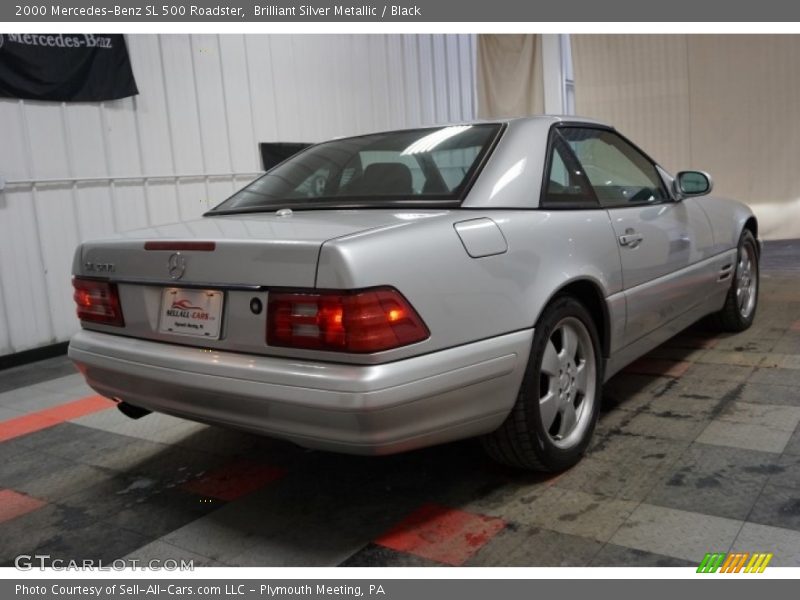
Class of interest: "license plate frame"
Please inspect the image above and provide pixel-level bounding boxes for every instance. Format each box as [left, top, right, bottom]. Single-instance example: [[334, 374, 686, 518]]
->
[[158, 287, 224, 340]]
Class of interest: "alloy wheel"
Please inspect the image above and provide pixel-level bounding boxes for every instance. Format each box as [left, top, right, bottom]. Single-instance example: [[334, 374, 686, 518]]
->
[[538, 316, 597, 449], [736, 242, 758, 319]]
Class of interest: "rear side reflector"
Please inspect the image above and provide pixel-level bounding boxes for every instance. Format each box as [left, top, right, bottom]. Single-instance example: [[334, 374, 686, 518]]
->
[[72, 278, 125, 327], [144, 241, 216, 251], [267, 287, 429, 353]]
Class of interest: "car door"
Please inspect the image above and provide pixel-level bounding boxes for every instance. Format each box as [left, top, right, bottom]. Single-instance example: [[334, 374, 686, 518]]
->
[[558, 126, 714, 347]]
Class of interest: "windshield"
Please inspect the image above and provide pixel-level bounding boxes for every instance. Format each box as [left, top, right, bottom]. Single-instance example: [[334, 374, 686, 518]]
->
[[208, 124, 502, 213]]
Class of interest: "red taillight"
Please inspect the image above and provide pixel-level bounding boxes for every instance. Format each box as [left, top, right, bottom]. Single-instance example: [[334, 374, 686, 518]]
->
[[72, 278, 125, 327], [267, 287, 429, 353]]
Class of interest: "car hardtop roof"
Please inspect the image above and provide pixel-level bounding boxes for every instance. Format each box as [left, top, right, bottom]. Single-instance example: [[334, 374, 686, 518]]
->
[[326, 115, 613, 141], [491, 114, 611, 127]]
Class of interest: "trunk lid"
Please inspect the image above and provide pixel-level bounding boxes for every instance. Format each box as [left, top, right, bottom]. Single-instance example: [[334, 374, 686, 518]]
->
[[77, 210, 422, 287]]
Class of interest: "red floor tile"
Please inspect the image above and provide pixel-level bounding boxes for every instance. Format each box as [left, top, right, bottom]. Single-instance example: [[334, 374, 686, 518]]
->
[[0, 395, 114, 443], [0, 489, 47, 524], [623, 358, 691, 378], [42, 395, 114, 421], [181, 459, 287, 501], [375, 503, 506, 566]]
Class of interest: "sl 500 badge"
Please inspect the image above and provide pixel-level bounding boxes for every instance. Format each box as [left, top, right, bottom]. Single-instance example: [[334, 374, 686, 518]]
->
[[84, 262, 115, 273]]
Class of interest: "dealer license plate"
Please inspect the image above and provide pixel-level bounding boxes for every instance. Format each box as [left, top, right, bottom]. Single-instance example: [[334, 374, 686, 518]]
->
[[158, 288, 224, 339]]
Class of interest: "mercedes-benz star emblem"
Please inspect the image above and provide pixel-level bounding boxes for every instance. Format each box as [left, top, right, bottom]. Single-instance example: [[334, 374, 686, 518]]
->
[[167, 252, 187, 280]]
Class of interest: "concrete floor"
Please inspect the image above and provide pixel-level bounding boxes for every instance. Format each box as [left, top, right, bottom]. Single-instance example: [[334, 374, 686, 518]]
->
[[1, 241, 799, 568]]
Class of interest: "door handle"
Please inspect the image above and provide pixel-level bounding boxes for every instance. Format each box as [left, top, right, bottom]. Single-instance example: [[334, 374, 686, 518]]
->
[[618, 232, 644, 248]]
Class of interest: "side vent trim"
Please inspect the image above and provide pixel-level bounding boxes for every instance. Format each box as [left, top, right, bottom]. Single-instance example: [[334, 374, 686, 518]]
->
[[718, 263, 734, 282]]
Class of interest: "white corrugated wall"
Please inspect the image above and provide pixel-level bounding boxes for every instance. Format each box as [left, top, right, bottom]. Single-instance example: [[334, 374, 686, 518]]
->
[[0, 34, 477, 357]]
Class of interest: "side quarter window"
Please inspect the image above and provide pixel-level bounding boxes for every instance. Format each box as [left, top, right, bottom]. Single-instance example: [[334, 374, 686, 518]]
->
[[540, 134, 598, 209], [559, 127, 668, 208]]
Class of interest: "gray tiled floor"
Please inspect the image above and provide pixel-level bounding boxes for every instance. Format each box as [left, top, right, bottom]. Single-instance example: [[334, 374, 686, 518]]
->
[[2, 247, 800, 568], [0, 406, 22, 421], [608, 504, 743, 562], [124, 539, 227, 567], [550, 453, 674, 502], [0, 356, 79, 394], [697, 419, 795, 453], [736, 382, 800, 407], [0, 384, 83, 413], [467, 525, 604, 567], [731, 522, 800, 567], [644, 443, 779, 520], [785, 428, 800, 457], [773, 454, 800, 491], [588, 543, 694, 567], [501, 487, 639, 542], [747, 483, 800, 532]]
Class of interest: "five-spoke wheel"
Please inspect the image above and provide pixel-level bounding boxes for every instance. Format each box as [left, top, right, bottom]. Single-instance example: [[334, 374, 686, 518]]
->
[[736, 239, 758, 319], [481, 296, 602, 472], [714, 228, 759, 332], [538, 317, 597, 449]]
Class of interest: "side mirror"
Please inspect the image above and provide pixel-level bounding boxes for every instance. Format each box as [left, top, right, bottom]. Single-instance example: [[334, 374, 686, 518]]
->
[[675, 171, 713, 198]]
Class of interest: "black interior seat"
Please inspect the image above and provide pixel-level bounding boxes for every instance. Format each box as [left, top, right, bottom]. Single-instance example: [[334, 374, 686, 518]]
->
[[349, 162, 413, 195]]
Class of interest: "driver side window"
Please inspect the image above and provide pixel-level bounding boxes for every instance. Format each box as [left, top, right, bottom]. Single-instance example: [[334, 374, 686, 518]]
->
[[559, 127, 668, 208]]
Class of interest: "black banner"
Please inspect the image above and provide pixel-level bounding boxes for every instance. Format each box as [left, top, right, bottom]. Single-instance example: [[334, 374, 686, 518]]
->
[[0, 33, 138, 102]]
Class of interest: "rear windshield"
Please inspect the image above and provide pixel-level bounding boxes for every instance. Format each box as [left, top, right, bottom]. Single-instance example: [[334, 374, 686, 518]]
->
[[208, 124, 502, 213]]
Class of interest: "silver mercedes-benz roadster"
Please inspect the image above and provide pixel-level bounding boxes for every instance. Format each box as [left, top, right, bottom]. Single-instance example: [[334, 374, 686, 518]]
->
[[69, 116, 760, 471]]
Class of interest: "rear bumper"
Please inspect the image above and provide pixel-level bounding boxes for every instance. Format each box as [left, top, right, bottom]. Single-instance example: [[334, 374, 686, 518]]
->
[[68, 329, 532, 455]]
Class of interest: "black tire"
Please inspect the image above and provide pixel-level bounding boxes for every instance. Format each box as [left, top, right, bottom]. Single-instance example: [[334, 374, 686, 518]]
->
[[481, 296, 603, 472], [712, 229, 759, 332]]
